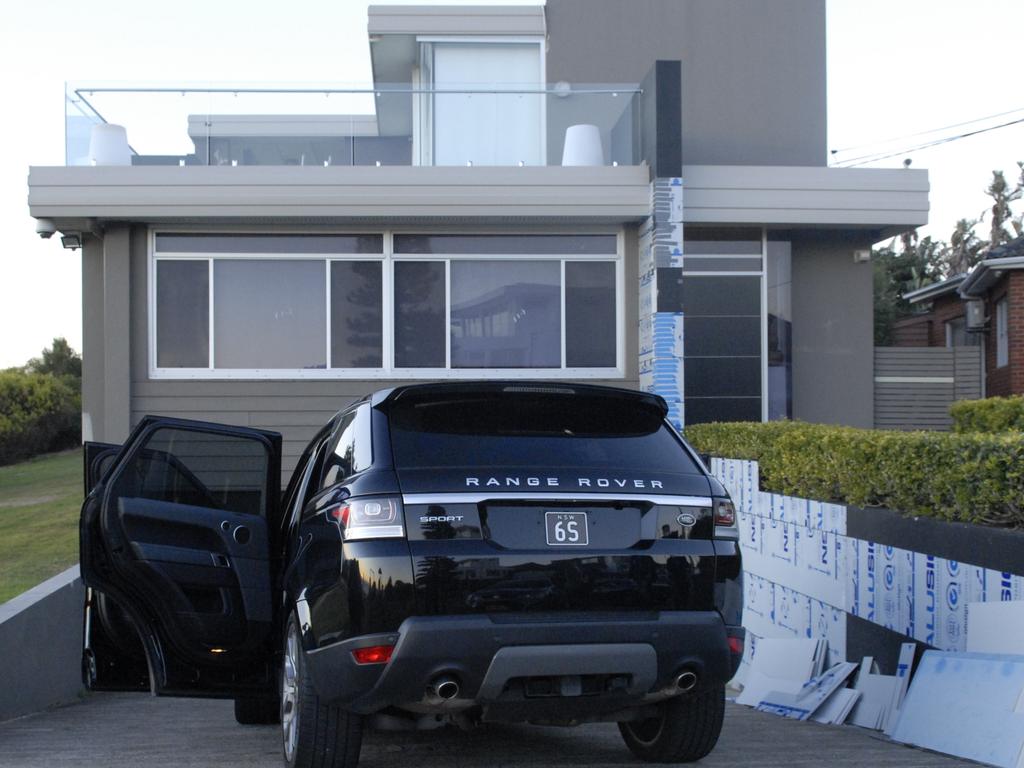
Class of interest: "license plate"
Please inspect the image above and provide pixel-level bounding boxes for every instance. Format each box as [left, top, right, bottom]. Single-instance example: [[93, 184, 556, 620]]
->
[[545, 511, 589, 546]]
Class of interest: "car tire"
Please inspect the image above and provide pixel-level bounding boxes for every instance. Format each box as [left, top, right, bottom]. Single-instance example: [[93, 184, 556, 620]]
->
[[617, 683, 725, 763], [234, 696, 280, 725], [281, 613, 363, 768]]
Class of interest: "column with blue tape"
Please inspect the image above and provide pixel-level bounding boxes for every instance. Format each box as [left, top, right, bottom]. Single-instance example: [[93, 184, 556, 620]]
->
[[638, 177, 685, 428]]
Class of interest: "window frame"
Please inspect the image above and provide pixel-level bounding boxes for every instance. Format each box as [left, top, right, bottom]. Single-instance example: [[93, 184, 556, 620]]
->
[[996, 297, 1009, 368], [148, 228, 624, 380], [680, 226, 768, 423]]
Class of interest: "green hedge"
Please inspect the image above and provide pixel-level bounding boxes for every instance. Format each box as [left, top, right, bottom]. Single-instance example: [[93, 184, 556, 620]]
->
[[950, 396, 1024, 433], [685, 421, 1024, 528], [0, 371, 81, 466]]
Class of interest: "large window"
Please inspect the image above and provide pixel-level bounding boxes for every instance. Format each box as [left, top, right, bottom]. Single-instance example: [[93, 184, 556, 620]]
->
[[151, 232, 621, 378]]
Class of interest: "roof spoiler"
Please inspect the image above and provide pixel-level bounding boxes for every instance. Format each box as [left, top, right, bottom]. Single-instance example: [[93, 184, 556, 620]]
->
[[375, 380, 669, 418]]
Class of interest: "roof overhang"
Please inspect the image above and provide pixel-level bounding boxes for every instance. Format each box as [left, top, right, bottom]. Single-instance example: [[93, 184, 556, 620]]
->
[[903, 273, 966, 304], [682, 164, 929, 238], [367, 5, 545, 36], [28, 162, 931, 238], [27, 165, 652, 229], [959, 256, 1024, 297], [368, 5, 546, 87]]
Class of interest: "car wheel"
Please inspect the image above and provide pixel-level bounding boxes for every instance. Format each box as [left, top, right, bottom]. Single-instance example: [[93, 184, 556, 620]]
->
[[234, 696, 280, 725], [617, 683, 725, 763], [281, 612, 363, 768]]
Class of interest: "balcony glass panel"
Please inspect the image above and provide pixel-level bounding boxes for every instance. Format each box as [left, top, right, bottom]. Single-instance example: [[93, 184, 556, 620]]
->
[[64, 82, 641, 167]]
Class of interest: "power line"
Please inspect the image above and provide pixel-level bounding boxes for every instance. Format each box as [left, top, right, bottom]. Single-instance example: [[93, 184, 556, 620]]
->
[[831, 116, 1024, 168], [829, 106, 1024, 156]]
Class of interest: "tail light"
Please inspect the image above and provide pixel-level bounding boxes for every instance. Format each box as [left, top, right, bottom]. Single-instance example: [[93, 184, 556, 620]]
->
[[713, 499, 738, 538], [329, 496, 405, 540]]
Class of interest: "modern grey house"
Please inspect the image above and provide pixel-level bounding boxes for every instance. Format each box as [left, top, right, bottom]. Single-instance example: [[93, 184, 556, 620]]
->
[[27, 0, 929, 476]]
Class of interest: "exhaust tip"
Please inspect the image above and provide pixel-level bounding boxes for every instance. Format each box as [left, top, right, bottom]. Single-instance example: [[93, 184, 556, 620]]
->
[[431, 676, 460, 701], [675, 670, 698, 692]]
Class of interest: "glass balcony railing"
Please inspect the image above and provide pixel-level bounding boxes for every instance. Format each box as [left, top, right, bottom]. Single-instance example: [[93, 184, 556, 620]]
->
[[65, 82, 642, 168]]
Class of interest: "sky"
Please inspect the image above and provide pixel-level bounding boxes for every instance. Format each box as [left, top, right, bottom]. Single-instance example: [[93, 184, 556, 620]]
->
[[1, 0, 1022, 368]]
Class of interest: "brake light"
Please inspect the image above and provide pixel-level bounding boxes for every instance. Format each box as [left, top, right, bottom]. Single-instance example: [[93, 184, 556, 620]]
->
[[713, 499, 737, 537], [328, 496, 405, 540], [727, 635, 744, 656], [351, 645, 394, 665]]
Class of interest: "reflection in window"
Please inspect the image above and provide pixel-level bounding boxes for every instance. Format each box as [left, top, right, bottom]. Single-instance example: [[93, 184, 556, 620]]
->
[[152, 233, 622, 375], [156, 260, 208, 368], [566, 261, 616, 367], [321, 406, 371, 488], [451, 261, 560, 368], [330, 261, 382, 368], [214, 260, 326, 369], [394, 261, 446, 368]]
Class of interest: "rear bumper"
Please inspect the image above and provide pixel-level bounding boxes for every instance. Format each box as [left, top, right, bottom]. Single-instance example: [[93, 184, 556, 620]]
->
[[305, 611, 743, 718]]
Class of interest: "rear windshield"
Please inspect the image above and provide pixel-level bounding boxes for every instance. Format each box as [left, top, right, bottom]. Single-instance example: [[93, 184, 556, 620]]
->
[[386, 391, 702, 474]]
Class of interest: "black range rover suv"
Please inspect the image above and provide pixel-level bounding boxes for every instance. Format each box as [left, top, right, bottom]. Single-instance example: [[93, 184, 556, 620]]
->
[[80, 382, 743, 767]]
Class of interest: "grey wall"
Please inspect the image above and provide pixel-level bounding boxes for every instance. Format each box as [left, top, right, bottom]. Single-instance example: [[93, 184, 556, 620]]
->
[[545, 0, 827, 167], [0, 568, 84, 721], [790, 232, 875, 428], [81, 226, 132, 444], [81, 237, 105, 443], [127, 225, 641, 480]]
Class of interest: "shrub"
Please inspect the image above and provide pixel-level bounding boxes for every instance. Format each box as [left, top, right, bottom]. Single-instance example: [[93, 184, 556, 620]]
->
[[0, 371, 81, 465], [950, 396, 1024, 433], [685, 421, 1024, 528]]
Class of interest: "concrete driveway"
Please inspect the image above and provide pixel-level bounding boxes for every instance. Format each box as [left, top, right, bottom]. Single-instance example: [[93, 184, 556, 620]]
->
[[0, 693, 975, 768]]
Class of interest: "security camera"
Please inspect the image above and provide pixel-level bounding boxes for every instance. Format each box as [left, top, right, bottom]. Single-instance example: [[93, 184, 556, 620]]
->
[[35, 218, 57, 239]]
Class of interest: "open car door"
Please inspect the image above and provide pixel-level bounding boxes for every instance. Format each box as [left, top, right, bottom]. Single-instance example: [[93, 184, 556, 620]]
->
[[80, 416, 283, 698], [83, 441, 120, 497]]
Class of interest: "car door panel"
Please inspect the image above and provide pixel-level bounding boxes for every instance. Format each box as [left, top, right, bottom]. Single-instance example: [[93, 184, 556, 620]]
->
[[117, 496, 273, 625], [81, 416, 282, 697]]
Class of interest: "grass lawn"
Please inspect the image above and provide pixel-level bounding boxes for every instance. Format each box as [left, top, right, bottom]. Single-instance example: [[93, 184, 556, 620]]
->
[[0, 449, 82, 604]]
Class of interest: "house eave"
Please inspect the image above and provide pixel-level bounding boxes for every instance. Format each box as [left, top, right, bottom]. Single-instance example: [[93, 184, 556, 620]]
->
[[367, 5, 546, 37], [681, 164, 929, 236], [959, 256, 1024, 297], [903, 274, 966, 304]]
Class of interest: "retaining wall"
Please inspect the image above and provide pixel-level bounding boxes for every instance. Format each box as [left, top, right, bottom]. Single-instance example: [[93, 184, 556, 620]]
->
[[712, 458, 1024, 676], [0, 567, 84, 721]]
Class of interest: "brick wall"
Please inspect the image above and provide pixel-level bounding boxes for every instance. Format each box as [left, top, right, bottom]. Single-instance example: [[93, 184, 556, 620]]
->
[[984, 271, 1024, 397], [892, 315, 931, 346], [1011, 272, 1024, 395], [893, 293, 965, 348], [927, 293, 968, 347]]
